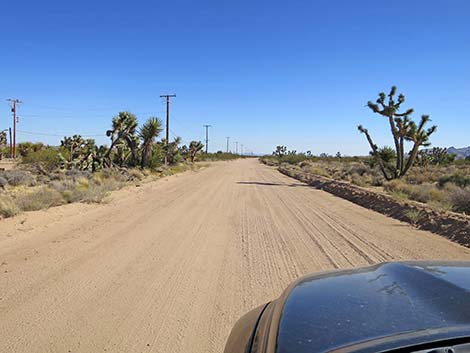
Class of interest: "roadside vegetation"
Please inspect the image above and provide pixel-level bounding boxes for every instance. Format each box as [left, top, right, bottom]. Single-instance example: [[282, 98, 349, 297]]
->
[[0, 112, 239, 219], [262, 86, 470, 216]]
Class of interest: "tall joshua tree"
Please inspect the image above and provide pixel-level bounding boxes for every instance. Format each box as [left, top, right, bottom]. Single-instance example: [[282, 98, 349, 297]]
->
[[106, 112, 139, 166], [358, 86, 437, 180], [139, 117, 163, 168]]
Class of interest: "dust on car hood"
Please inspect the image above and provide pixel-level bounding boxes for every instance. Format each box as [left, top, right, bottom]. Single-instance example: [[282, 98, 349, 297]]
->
[[277, 262, 470, 353]]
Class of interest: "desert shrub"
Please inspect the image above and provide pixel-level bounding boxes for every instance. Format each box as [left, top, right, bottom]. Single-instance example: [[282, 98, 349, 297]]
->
[[21, 148, 63, 171], [408, 184, 445, 204], [384, 179, 412, 195], [279, 154, 309, 165], [200, 152, 239, 161], [0, 195, 19, 218], [438, 173, 470, 188], [49, 179, 76, 193], [1, 170, 35, 186], [169, 163, 191, 175], [63, 183, 110, 204], [349, 164, 368, 176], [404, 209, 424, 225], [65, 169, 93, 181], [15, 187, 64, 211], [371, 176, 385, 186], [0, 176, 7, 189], [127, 168, 145, 181], [385, 180, 445, 204], [449, 187, 470, 214], [350, 173, 369, 187], [18, 142, 45, 157]]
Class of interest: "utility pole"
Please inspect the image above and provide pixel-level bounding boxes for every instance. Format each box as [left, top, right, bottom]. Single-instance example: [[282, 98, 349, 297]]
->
[[241, 144, 244, 156], [235, 141, 238, 154], [9, 128, 12, 158], [159, 94, 176, 165], [7, 99, 21, 159], [226, 137, 230, 153], [203, 124, 211, 153]]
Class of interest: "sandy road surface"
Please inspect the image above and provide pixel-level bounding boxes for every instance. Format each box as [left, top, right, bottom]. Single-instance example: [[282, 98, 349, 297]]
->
[[1, 159, 470, 353]]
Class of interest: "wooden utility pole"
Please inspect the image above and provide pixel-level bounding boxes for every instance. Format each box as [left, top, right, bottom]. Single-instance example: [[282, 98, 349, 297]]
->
[[203, 125, 211, 153], [159, 94, 176, 165], [226, 137, 230, 153], [7, 99, 21, 159], [9, 128, 12, 157]]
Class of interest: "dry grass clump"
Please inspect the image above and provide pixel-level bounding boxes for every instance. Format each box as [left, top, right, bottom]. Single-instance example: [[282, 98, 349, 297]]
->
[[449, 187, 470, 214], [0, 195, 20, 218], [15, 187, 64, 211], [384, 180, 446, 204]]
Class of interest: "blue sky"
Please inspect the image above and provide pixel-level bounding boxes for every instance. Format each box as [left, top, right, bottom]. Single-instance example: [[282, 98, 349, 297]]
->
[[1, 0, 469, 155]]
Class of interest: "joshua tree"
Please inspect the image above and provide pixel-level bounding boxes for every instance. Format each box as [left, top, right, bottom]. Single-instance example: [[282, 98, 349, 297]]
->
[[358, 86, 437, 180], [0, 131, 7, 147], [139, 117, 163, 168], [160, 137, 182, 165], [415, 147, 455, 167], [273, 145, 287, 158], [0, 131, 6, 160], [60, 135, 104, 171], [106, 112, 139, 166], [188, 140, 204, 163]]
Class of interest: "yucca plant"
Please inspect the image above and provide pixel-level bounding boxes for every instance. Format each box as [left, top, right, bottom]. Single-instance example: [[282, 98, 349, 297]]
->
[[106, 112, 139, 166], [139, 117, 163, 168]]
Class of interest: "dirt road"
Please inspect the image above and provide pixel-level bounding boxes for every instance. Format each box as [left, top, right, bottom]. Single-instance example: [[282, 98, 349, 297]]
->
[[1, 158, 470, 352]]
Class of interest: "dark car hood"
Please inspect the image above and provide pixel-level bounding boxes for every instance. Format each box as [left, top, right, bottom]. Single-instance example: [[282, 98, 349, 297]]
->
[[276, 262, 470, 353]]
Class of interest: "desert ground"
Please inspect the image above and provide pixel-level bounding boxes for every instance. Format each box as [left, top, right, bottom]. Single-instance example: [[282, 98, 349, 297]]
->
[[1, 158, 470, 353]]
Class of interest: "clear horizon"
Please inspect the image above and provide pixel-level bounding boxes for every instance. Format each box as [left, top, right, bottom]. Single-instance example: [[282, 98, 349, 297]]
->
[[1, 0, 469, 155]]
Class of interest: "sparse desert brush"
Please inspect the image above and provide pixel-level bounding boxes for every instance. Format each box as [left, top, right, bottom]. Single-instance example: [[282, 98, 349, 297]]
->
[[1, 170, 35, 187], [390, 190, 408, 201], [449, 187, 470, 214], [384, 179, 412, 194], [127, 168, 145, 181], [307, 166, 328, 177], [76, 177, 90, 190], [15, 186, 64, 211], [0, 195, 19, 218], [49, 179, 76, 193], [404, 209, 424, 225], [408, 184, 445, 204], [350, 173, 369, 187], [169, 164, 191, 175], [438, 173, 470, 188]]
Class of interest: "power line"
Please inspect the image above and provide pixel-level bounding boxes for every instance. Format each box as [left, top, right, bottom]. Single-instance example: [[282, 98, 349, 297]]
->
[[17, 129, 106, 137]]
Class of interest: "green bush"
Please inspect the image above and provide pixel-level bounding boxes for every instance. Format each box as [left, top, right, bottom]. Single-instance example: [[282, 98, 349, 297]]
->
[[21, 147, 64, 171], [438, 173, 470, 188]]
